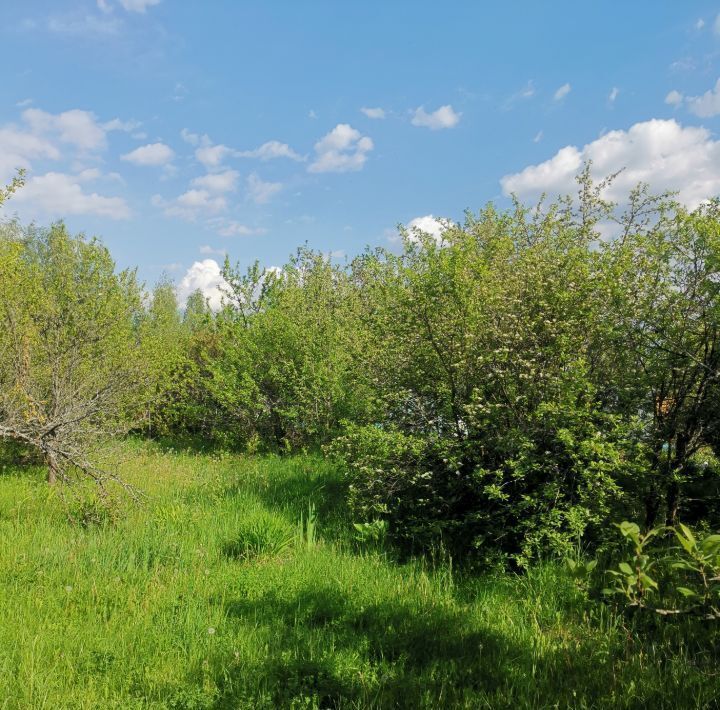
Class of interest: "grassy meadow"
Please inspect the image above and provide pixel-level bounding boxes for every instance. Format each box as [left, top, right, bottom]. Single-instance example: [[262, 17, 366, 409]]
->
[[0, 442, 717, 709]]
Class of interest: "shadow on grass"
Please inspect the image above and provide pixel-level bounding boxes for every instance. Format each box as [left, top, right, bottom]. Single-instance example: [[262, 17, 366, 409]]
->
[[212, 585, 523, 709], [223, 456, 350, 539], [207, 582, 719, 709]]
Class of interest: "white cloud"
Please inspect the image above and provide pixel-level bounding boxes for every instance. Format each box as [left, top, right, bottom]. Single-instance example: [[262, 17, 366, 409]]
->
[[181, 132, 236, 167], [153, 189, 226, 221], [246, 173, 282, 203], [0, 126, 60, 181], [500, 118, 720, 209], [181, 128, 200, 145], [237, 140, 303, 161], [609, 87, 619, 103], [121, 142, 174, 166], [361, 107, 385, 119], [553, 83, 571, 101], [403, 215, 451, 244], [13, 171, 130, 219], [308, 123, 373, 173], [502, 81, 536, 110], [117, 0, 161, 12], [199, 245, 227, 256], [177, 189, 225, 210], [533, 130, 544, 143], [665, 89, 684, 107], [103, 117, 141, 133], [696, 18, 705, 30], [0, 106, 134, 222], [411, 105, 461, 130], [686, 78, 720, 118], [177, 259, 227, 311], [22, 108, 107, 152], [191, 169, 239, 193], [215, 220, 266, 237], [196, 142, 233, 169]]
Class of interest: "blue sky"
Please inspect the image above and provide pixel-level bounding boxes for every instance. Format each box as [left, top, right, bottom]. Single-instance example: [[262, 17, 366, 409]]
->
[[2, 1, 720, 303]]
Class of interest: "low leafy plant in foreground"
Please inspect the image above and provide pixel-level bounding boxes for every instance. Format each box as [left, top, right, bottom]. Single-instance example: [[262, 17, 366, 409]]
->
[[604, 521, 720, 621]]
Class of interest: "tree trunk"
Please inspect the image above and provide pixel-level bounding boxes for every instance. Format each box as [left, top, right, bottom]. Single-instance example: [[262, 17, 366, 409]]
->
[[665, 480, 680, 528], [644, 490, 660, 529], [46, 452, 59, 485], [665, 434, 688, 528]]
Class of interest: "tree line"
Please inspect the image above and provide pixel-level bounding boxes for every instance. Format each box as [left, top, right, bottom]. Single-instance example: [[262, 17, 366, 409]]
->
[[2, 169, 720, 567]]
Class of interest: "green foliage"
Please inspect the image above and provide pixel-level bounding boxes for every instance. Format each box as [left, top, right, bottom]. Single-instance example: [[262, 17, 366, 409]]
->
[[353, 519, 388, 547], [604, 520, 720, 621], [298, 501, 319, 549], [0, 221, 144, 487], [127, 173, 720, 566], [224, 510, 295, 560], [7, 170, 720, 567], [603, 522, 662, 607]]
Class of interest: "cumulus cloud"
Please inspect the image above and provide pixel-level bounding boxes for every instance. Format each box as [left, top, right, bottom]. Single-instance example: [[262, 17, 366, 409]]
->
[[180, 128, 201, 145], [500, 118, 720, 209], [0, 126, 59, 181], [196, 142, 234, 169], [553, 83, 571, 101], [191, 169, 239, 193], [0, 106, 135, 222], [403, 215, 452, 244], [246, 173, 282, 203], [22, 108, 107, 152], [153, 189, 226, 221], [308, 123, 373, 173], [199, 245, 227, 256], [411, 105, 461, 130], [177, 259, 227, 311], [237, 140, 303, 161], [361, 107, 385, 119], [665, 90, 684, 107], [121, 142, 174, 166], [215, 220, 267, 237], [103, 117, 141, 133], [13, 171, 130, 219], [686, 78, 720, 118]]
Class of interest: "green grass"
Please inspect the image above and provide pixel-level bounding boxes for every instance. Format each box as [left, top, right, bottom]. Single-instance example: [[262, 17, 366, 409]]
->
[[0, 442, 718, 709]]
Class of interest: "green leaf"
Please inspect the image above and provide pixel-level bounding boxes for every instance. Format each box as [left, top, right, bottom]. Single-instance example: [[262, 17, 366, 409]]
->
[[639, 573, 658, 590], [619, 521, 640, 540], [700, 534, 720, 554], [618, 562, 633, 576], [675, 529, 695, 555], [676, 587, 697, 598], [678, 523, 696, 545]]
